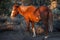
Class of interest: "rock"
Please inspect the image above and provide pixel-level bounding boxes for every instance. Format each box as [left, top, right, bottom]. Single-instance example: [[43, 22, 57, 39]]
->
[[36, 27, 44, 35]]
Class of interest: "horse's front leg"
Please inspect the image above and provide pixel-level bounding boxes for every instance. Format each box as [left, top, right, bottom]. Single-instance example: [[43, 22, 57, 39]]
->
[[31, 22, 36, 37], [25, 19, 30, 31]]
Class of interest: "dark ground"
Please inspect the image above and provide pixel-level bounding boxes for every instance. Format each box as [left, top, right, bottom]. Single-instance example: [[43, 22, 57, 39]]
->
[[0, 28, 60, 40]]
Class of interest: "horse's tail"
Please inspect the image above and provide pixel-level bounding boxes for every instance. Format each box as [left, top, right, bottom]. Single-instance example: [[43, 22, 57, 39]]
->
[[48, 9, 53, 32]]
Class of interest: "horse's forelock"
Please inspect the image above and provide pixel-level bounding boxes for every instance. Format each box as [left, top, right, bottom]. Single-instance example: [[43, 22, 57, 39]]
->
[[13, 4, 19, 9]]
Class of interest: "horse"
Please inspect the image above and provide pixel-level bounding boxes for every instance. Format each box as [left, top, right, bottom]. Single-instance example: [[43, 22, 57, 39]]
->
[[10, 4, 53, 38]]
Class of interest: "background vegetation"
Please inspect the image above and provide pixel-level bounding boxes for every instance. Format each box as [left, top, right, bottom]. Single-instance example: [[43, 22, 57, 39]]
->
[[0, 0, 60, 16]]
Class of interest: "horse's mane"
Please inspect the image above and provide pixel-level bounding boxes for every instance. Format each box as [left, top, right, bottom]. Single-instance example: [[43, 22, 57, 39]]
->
[[26, 6, 36, 12]]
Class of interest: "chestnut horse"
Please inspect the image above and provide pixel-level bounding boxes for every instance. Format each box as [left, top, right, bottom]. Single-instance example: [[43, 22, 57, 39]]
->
[[10, 4, 53, 38]]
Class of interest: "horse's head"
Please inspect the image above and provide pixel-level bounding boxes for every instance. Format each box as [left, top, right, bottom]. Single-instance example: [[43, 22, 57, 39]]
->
[[10, 4, 19, 19]]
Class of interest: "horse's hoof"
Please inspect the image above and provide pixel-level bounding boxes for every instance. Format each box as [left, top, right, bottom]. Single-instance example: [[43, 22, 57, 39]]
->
[[32, 34, 36, 37], [49, 29, 53, 32], [44, 35, 49, 39], [42, 38, 47, 40], [42, 36, 49, 40], [43, 36, 49, 40]]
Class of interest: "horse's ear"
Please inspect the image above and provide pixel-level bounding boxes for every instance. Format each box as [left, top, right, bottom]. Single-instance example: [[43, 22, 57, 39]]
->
[[13, 4, 19, 8]]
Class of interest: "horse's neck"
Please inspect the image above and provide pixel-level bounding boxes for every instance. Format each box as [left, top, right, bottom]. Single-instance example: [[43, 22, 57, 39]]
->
[[17, 6, 28, 16], [20, 6, 30, 12], [18, 5, 36, 16], [18, 5, 33, 16]]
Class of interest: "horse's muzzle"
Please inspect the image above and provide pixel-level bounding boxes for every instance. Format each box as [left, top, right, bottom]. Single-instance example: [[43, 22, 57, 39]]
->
[[10, 16, 15, 20]]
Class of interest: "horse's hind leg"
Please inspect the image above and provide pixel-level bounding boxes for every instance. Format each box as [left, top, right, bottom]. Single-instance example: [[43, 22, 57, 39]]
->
[[49, 12, 53, 32], [49, 21, 53, 32], [43, 20, 49, 39]]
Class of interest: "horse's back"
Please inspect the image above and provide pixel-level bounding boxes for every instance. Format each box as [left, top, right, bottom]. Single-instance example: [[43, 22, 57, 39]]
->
[[39, 6, 49, 12], [19, 5, 36, 13]]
